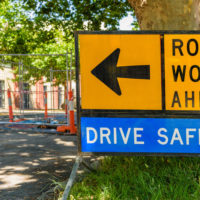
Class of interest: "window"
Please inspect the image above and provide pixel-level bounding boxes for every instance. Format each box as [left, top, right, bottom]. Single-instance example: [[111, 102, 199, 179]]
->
[[0, 80, 5, 108], [43, 85, 47, 92], [23, 83, 29, 109], [58, 87, 62, 109]]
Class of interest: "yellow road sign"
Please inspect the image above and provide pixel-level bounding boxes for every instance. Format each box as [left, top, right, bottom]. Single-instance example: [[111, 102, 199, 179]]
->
[[165, 34, 200, 111], [79, 34, 162, 110]]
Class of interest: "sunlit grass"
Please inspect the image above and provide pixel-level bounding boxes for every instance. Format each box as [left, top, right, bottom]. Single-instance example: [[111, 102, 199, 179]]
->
[[67, 156, 200, 200]]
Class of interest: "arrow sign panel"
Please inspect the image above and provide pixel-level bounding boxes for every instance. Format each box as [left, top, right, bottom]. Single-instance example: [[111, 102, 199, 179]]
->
[[79, 34, 162, 110], [91, 48, 150, 95]]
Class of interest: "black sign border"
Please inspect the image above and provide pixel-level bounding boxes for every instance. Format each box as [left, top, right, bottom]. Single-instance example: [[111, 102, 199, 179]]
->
[[75, 30, 200, 156]]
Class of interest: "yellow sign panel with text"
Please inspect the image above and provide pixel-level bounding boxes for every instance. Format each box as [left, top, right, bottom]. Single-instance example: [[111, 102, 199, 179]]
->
[[79, 34, 162, 110], [165, 34, 200, 111]]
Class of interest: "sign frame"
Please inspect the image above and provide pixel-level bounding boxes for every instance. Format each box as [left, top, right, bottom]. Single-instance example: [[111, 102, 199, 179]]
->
[[75, 30, 200, 156]]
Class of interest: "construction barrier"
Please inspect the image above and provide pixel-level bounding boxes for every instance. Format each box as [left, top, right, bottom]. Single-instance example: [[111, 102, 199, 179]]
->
[[68, 90, 77, 134], [57, 90, 77, 134], [7, 89, 13, 122], [0, 51, 77, 134]]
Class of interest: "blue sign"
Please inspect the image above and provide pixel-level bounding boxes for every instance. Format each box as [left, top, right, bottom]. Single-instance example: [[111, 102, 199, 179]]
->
[[81, 117, 200, 153]]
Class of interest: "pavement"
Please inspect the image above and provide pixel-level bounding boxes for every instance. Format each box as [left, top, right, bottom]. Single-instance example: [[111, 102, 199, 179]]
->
[[0, 127, 78, 200]]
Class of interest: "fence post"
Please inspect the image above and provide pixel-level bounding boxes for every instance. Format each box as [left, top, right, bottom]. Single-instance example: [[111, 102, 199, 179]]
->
[[68, 90, 77, 134], [7, 89, 13, 122], [56, 90, 77, 134], [44, 91, 48, 119], [65, 89, 68, 118]]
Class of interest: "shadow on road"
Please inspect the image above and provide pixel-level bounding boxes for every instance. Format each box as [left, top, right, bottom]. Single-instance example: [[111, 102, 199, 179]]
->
[[0, 128, 77, 200]]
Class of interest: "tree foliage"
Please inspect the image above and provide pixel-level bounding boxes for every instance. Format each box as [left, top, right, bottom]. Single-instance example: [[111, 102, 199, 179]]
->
[[0, 0, 134, 84], [0, 0, 133, 54], [21, 0, 132, 37], [0, 0, 58, 54]]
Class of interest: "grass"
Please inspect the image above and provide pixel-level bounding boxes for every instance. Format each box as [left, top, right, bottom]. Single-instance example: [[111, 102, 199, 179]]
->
[[60, 156, 200, 200]]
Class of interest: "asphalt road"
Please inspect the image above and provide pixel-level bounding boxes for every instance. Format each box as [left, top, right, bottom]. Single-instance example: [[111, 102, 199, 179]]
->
[[0, 127, 78, 200]]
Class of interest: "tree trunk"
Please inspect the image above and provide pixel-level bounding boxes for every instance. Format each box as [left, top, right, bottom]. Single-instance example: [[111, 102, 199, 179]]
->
[[128, 0, 200, 30]]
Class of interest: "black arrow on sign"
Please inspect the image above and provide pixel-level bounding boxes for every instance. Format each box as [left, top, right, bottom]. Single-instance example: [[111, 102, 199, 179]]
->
[[91, 48, 150, 96]]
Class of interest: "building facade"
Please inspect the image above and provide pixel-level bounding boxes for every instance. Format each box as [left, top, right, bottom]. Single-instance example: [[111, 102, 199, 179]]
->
[[0, 66, 67, 112]]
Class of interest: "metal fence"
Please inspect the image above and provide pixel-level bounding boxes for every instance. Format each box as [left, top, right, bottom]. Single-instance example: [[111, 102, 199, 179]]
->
[[0, 51, 76, 122]]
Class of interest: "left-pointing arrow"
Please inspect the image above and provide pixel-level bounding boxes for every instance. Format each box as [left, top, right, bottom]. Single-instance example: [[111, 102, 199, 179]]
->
[[91, 48, 150, 96]]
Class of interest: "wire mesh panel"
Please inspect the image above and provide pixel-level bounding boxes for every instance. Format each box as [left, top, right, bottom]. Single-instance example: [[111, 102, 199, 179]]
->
[[0, 51, 76, 127]]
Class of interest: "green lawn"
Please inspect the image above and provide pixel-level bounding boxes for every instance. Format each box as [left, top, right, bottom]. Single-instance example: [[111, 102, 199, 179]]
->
[[65, 156, 200, 200]]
